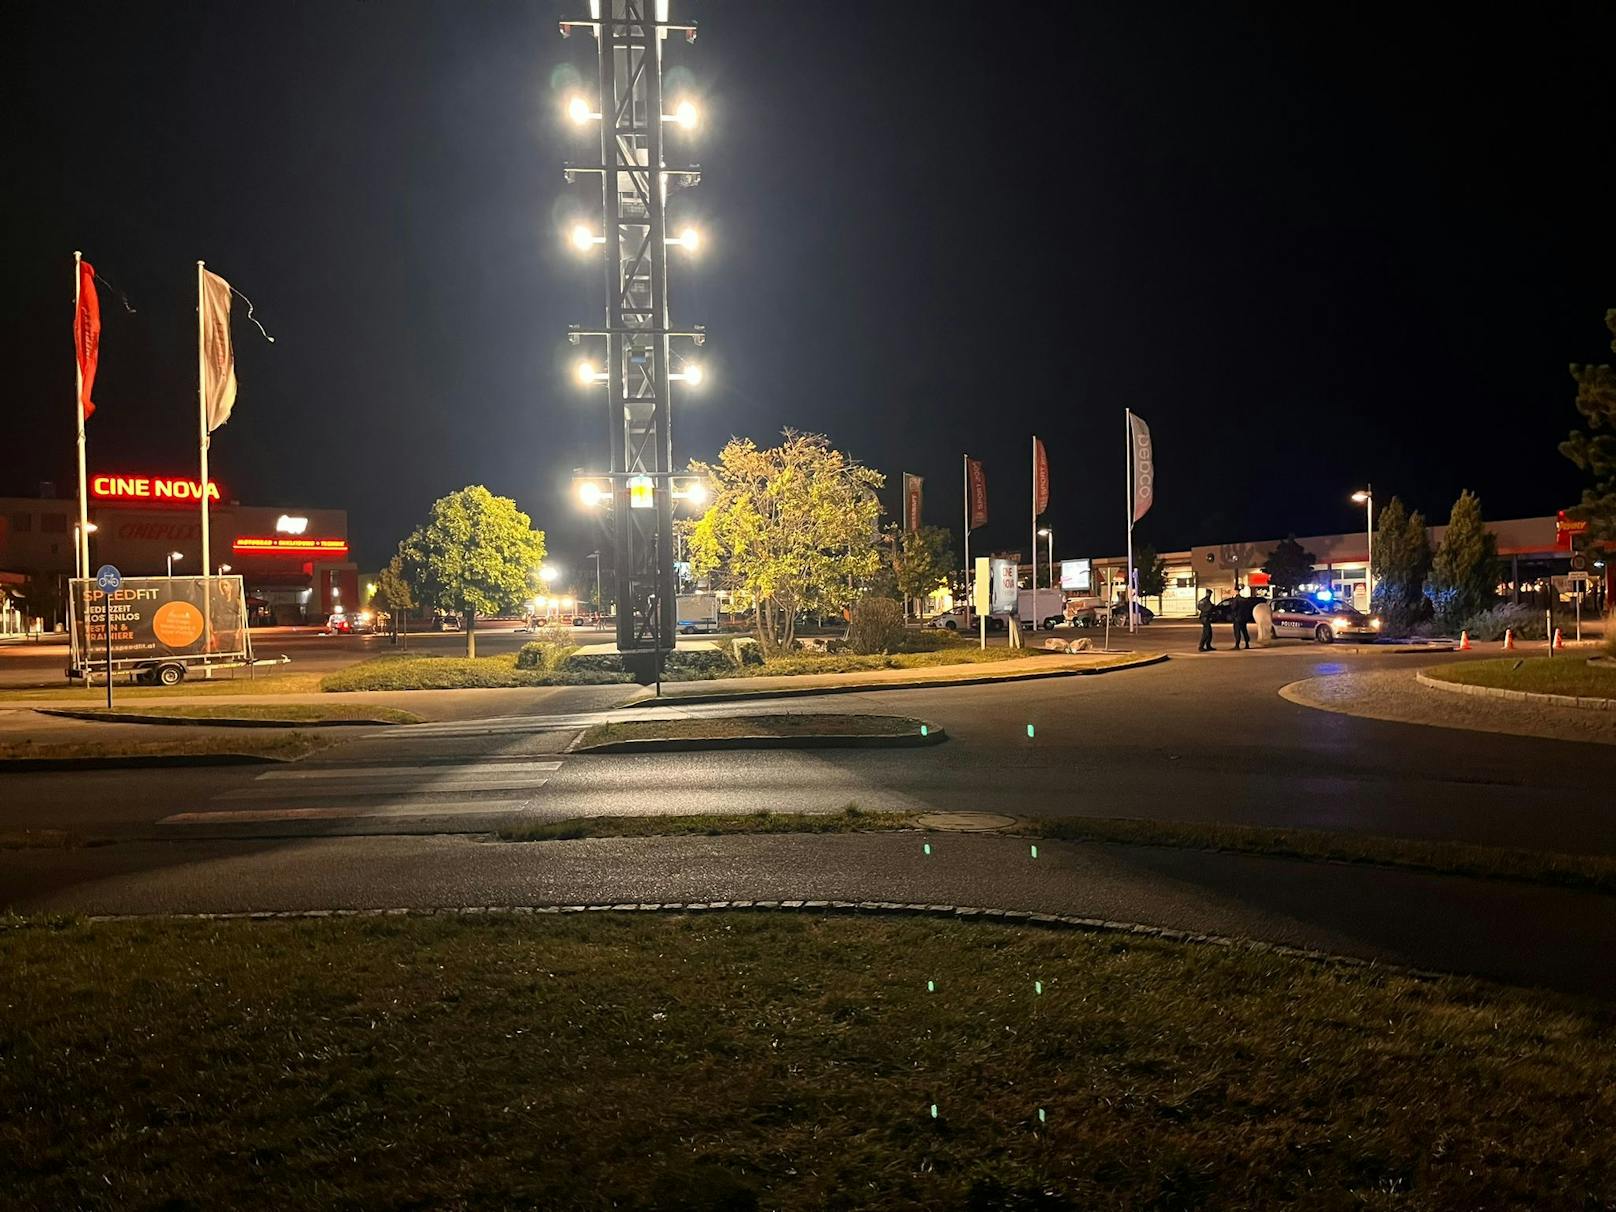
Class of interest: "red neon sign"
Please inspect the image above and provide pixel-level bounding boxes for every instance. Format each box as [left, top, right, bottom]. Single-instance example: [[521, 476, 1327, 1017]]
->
[[232, 537, 349, 556], [92, 474, 222, 503]]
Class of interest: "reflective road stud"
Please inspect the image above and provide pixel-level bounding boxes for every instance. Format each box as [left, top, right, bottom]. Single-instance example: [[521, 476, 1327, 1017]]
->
[[930, 1103, 938, 1120], [1034, 980, 1043, 995], [1038, 1108, 1046, 1124], [1030, 844, 1038, 859], [920, 724, 928, 737], [927, 980, 935, 993], [923, 842, 932, 856], [1026, 723, 1035, 738]]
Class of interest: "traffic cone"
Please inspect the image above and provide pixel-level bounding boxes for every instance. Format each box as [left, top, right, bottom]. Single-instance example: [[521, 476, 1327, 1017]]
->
[[1458, 630, 1471, 651], [1502, 629, 1515, 650], [1553, 628, 1565, 651]]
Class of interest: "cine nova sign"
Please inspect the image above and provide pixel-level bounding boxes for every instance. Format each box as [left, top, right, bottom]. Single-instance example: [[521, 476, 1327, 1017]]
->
[[92, 475, 222, 503]]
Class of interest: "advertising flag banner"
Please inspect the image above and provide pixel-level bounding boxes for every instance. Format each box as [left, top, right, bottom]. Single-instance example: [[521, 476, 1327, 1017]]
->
[[1034, 437, 1050, 515], [1129, 411, 1154, 523], [903, 473, 923, 532], [966, 458, 988, 529], [76, 260, 101, 420], [201, 269, 238, 431]]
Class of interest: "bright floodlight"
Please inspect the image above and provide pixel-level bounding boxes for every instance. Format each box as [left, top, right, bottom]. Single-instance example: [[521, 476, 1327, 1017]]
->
[[539, 565, 560, 585], [570, 223, 597, 252], [677, 226, 701, 252], [567, 95, 594, 124], [684, 480, 707, 507], [575, 360, 599, 386], [680, 363, 704, 387], [578, 480, 605, 507], [672, 99, 698, 129]]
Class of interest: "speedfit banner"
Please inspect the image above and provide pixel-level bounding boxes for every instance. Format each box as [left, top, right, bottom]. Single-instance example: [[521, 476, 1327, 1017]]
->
[[70, 575, 249, 665]]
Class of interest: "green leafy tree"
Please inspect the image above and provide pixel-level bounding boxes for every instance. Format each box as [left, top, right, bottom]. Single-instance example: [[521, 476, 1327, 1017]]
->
[[398, 485, 546, 658], [1133, 542, 1168, 606], [372, 554, 415, 646], [687, 431, 884, 654], [1371, 496, 1432, 631], [887, 524, 955, 617], [20, 574, 63, 634], [1261, 534, 1318, 594], [1429, 490, 1499, 628], [1560, 309, 1616, 542]]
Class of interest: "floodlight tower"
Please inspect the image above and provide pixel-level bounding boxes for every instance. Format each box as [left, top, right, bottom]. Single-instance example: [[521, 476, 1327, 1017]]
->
[[562, 0, 705, 675]]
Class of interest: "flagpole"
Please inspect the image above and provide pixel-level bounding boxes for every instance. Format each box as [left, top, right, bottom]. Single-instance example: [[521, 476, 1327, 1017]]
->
[[1030, 435, 1037, 633], [197, 260, 212, 673], [1125, 409, 1135, 635], [962, 454, 971, 630], [74, 251, 89, 582]]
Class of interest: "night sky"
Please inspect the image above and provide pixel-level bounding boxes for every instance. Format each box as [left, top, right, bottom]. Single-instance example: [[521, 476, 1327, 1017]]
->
[[7, 2, 1614, 584]]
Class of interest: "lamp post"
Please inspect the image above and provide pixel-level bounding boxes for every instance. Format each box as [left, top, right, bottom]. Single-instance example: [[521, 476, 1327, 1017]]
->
[[166, 551, 183, 578], [218, 563, 232, 575], [73, 522, 98, 580], [1351, 486, 1374, 608], [1037, 527, 1053, 586], [587, 551, 602, 617]]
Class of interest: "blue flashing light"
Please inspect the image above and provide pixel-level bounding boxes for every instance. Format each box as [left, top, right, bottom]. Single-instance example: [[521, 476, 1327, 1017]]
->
[[1315, 589, 1334, 603]]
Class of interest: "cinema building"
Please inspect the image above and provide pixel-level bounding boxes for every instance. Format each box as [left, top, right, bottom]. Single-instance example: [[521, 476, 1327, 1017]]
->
[[1, 475, 356, 634]]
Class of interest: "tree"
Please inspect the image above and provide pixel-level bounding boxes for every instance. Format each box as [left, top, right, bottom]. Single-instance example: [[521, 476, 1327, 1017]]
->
[[1261, 534, 1318, 594], [887, 524, 955, 617], [397, 485, 545, 658], [687, 431, 884, 654], [19, 574, 63, 634], [1429, 489, 1499, 627], [1133, 542, 1167, 606], [1560, 308, 1616, 542], [1371, 496, 1432, 631], [372, 554, 415, 646]]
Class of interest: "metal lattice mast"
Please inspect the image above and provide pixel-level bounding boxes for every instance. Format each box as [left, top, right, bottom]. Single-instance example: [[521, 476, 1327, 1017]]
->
[[562, 0, 703, 663]]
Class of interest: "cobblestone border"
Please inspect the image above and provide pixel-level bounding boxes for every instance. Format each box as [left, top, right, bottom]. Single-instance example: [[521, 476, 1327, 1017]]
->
[[0, 898, 1445, 984], [1416, 670, 1615, 712]]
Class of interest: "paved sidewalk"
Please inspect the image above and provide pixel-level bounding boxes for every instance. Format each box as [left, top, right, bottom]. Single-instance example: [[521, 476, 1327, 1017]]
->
[[6, 831, 1613, 998]]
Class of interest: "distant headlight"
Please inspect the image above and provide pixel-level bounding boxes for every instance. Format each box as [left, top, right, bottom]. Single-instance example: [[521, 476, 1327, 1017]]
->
[[1332, 617, 1349, 629], [1370, 617, 1382, 630]]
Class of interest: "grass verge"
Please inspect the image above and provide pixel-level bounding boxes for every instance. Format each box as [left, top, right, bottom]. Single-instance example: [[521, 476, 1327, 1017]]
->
[[0, 829, 84, 850], [576, 713, 931, 748], [733, 646, 1055, 678], [1425, 655, 1616, 699], [0, 731, 336, 763], [319, 653, 630, 692], [0, 672, 326, 702], [54, 703, 422, 725], [499, 803, 908, 842], [3, 912, 1612, 1209]]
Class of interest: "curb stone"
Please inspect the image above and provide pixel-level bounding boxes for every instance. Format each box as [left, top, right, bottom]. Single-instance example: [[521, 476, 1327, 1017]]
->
[[1416, 670, 1615, 712], [571, 725, 946, 754], [0, 751, 292, 774], [36, 707, 407, 729], [0, 899, 1452, 985]]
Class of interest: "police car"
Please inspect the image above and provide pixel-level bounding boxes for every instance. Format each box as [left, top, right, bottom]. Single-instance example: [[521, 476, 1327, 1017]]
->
[[1268, 594, 1382, 643]]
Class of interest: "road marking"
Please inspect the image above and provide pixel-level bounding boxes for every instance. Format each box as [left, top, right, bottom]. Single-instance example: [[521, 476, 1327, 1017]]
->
[[257, 761, 563, 781], [160, 799, 539, 824]]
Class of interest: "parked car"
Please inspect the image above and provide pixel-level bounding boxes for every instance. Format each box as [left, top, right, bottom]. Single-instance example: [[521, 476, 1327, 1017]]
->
[[324, 612, 353, 634], [1111, 601, 1154, 624], [926, 609, 1006, 632], [432, 611, 462, 631], [1269, 595, 1381, 642]]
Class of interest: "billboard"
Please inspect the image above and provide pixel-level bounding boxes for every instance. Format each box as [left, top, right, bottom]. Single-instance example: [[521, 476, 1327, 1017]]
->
[[990, 558, 1019, 614], [1060, 559, 1092, 592], [70, 576, 250, 667]]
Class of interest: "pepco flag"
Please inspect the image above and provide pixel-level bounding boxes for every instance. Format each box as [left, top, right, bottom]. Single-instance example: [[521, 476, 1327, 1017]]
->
[[1129, 411, 1154, 522], [201, 269, 238, 431], [76, 260, 100, 420]]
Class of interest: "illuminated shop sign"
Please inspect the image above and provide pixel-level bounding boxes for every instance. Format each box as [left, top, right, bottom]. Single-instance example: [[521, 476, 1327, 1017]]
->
[[232, 537, 349, 556], [275, 515, 309, 534], [91, 475, 222, 502]]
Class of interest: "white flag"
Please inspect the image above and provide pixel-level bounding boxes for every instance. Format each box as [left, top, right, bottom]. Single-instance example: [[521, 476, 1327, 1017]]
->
[[201, 269, 238, 432], [1129, 411, 1154, 523]]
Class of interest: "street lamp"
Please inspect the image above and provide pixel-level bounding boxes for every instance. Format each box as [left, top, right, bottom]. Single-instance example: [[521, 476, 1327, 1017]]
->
[[587, 550, 602, 616], [670, 362, 704, 386], [166, 551, 183, 578], [539, 564, 560, 587], [1351, 487, 1374, 607], [1037, 526, 1053, 579], [666, 99, 699, 130]]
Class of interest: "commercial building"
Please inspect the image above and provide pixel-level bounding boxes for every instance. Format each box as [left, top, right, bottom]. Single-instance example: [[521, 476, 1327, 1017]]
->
[[1, 475, 355, 634]]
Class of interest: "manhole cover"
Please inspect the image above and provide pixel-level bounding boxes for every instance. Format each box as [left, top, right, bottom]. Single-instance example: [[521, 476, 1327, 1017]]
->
[[916, 812, 1016, 833]]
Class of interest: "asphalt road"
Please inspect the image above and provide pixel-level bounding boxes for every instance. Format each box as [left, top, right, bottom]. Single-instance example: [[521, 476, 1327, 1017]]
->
[[5, 638, 1614, 992]]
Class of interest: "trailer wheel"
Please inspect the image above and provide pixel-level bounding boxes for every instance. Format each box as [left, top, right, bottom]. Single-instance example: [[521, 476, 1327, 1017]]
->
[[156, 663, 186, 686]]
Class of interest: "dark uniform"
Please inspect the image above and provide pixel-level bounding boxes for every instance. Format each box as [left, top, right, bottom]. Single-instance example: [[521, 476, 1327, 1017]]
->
[[1196, 591, 1215, 651], [1232, 593, 1256, 650]]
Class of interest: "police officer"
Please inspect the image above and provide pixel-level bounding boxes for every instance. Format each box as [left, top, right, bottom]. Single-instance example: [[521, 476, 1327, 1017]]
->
[[1232, 586, 1255, 650], [1196, 589, 1215, 652]]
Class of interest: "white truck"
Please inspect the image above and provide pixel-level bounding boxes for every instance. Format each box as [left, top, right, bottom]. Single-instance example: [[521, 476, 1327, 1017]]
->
[[1018, 588, 1068, 630], [675, 592, 720, 634]]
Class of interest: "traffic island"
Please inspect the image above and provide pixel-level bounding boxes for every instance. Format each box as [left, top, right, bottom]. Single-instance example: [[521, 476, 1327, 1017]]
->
[[569, 713, 944, 753], [4, 910, 1611, 1208], [1419, 656, 1616, 710], [0, 731, 339, 771]]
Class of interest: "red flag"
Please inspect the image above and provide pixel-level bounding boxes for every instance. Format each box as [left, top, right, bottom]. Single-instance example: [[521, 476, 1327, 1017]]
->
[[76, 260, 101, 420], [1033, 437, 1050, 515], [966, 458, 988, 529]]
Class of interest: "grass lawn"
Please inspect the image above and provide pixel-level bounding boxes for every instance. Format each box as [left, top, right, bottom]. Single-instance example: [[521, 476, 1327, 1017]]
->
[[499, 803, 909, 842], [0, 672, 326, 702], [0, 731, 336, 763], [576, 713, 932, 749], [56, 703, 422, 725], [319, 653, 630, 692], [733, 646, 1058, 678], [4, 913, 1613, 1209], [1426, 655, 1616, 699]]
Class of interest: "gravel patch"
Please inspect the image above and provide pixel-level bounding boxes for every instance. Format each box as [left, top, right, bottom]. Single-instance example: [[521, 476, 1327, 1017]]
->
[[1280, 668, 1616, 746]]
